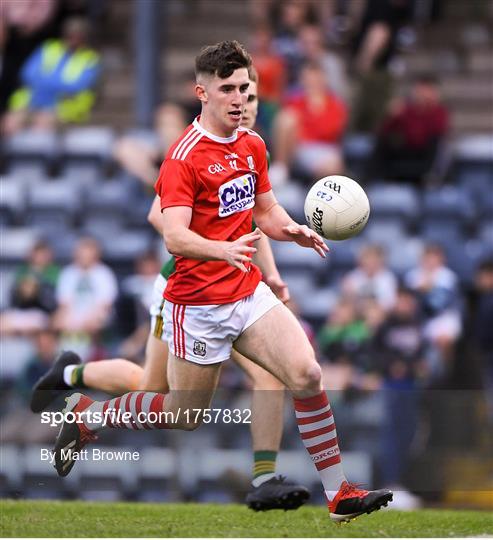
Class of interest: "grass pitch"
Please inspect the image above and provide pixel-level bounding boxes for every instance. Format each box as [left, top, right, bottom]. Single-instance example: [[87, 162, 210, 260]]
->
[[1, 500, 492, 537]]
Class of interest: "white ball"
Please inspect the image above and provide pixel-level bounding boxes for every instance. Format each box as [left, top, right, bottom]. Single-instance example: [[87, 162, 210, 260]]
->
[[304, 175, 370, 241]]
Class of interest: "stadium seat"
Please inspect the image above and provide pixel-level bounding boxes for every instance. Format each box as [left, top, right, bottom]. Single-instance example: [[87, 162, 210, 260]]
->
[[42, 229, 80, 264], [479, 220, 493, 247], [101, 230, 153, 270], [4, 130, 59, 172], [0, 269, 16, 310], [443, 238, 486, 285], [0, 445, 23, 494], [281, 271, 317, 303], [0, 338, 35, 379], [61, 127, 115, 164], [327, 238, 364, 273], [0, 228, 38, 264], [454, 134, 493, 162], [343, 133, 375, 177], [362, 219, 407, 248], [84, 179, 131, 213], [59, 162, 104, 185], [77, 446, 139, 500], [270, 239, 327, 274], [366, 183, 419, 228], [0, 178, 25, 226], [26, 180, 81, 231], [21, 445, 76, 499], [387, 237, 424, 276], [422, 186, 475, 226], [455, 167, 493, 217], [275, 183, 308, 223], [420, 219, 465, 243], [296, 285, 337, 325]]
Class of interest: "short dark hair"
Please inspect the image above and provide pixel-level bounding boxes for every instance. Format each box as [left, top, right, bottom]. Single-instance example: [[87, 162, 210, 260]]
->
[[195, 40, 252, 79], [248, 65, 259, 84]]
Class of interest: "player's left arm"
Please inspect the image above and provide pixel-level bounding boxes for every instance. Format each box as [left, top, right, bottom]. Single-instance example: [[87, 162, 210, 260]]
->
[[254, 231, 290, 302], [253, 190, 328, 258]]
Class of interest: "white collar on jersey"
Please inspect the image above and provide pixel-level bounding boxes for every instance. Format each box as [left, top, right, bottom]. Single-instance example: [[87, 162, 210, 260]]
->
[[193, 117, 238, 144]]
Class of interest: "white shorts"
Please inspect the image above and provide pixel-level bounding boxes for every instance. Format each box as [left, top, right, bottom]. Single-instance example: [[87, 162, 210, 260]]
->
[[149, 273, 167, 341], [163, 281, 281, 365]]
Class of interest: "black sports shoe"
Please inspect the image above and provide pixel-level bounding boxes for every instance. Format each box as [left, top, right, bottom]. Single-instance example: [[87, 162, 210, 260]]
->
[[30, 351, 81, 413], [246, 475, 310, 511], [328, 481, 393, 523], [53, 392, 97, 477]]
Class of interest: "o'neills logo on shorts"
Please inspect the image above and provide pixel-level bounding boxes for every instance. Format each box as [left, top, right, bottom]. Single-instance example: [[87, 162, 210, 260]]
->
[[218, 173, 256, 217]]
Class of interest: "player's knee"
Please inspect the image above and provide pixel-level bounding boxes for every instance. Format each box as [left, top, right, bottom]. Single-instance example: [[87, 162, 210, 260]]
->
[[292, 362, 322, 392]]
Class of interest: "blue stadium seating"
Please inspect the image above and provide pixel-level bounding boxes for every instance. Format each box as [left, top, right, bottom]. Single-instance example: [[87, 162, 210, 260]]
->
[[61, 127, 115, 166], [0, 178, 25, 226], [367, 183, 419, 229], [4, 130, 59, 173]]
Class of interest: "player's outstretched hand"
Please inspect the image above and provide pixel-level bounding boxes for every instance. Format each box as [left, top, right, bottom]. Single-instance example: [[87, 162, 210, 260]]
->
[[282, 224, 329, 258], [223, 229, 262, 273], [265, 274, 290, 303]]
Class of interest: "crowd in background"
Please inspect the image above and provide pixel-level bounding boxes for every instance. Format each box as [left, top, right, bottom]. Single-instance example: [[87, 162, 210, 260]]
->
[[1, 0, 492, 505]]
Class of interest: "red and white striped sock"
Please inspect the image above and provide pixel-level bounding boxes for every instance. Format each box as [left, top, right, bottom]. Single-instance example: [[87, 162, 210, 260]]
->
[[293, 391, 346, 497], [83, 392, 169, 431]]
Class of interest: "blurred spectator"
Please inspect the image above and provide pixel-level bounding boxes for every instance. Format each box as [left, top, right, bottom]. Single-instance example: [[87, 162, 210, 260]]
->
[[405, 244, 462, 377], [250, 25, 286, 135], [113, 103, 187, 187], [11, 240, 59, 312], [318, 297, 371, 364], [1, 328, 60, 444], [3, 17, 101, 135], [52, 237, 117, 360], [350, 0, 413, 132], [372, 286, 425, 508], [297, 24, 349, 100], [342, 244, 398, 311], [471, 259, 493, 415], [270, 61, 347, 185], [0, 240, 59, 335], [0, 0, 58, 114], [118, 251, 161, 360], [269, 0, 319, 87], [369, 75, 450, 184]]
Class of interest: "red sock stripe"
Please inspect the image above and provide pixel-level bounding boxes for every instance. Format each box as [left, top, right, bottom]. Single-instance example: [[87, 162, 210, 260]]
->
[[108, 396, 122, 427], [296, 409, 333, 425], [307, 436, 339, 455], [293, 391, 328, 412], [300, 423, 336, 440], [149, 393, 167, 428], [314, 453, 341, 471]]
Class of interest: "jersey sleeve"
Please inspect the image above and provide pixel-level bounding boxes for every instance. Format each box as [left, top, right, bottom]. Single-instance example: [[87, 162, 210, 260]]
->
[[253, 138, 272, 195], [155, 158, 199, 210]]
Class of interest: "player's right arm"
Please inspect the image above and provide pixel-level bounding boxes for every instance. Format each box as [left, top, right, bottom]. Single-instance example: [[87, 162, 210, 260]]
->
[[162, 206, 261, 273]]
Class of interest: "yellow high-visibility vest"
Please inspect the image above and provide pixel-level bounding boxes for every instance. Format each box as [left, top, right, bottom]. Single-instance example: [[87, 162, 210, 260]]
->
[[9, 39, 100, 122]]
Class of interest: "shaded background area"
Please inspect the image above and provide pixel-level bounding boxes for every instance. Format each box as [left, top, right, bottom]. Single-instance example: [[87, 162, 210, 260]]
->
[[1, 0, 492, 511]]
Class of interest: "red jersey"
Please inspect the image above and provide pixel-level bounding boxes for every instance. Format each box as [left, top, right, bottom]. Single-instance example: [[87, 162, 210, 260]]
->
[[155, 118, 272, 305], [285, 93, 347, 144]]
